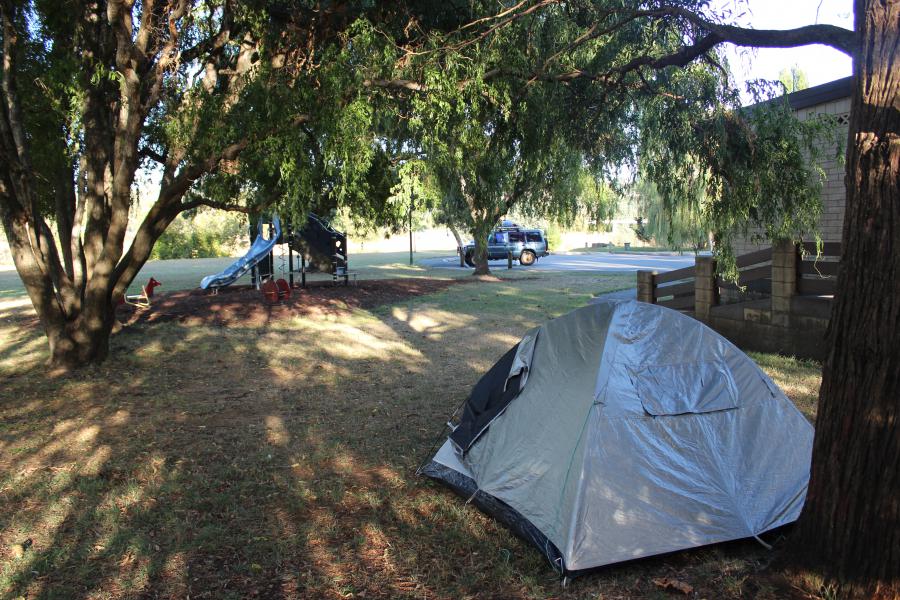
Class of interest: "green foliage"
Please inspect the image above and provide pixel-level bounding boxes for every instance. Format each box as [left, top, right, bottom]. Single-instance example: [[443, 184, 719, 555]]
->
[[632, 217, 652, 244], [638, 78, 841, 276], [574, 174, 620, 230], [633, 178, 709, 251], [150, 210, 247, 261], [7, 0, 838, 283], [778, 65, 810, 93], [387, 160, 442, 231], [138, 10, 413, 234], [396, 7, 633, 259], [544, 223, 562, 250], [382, 4, 835, 278]]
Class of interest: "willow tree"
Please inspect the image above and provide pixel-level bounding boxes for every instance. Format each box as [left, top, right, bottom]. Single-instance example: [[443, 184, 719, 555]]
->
[[434, 1, 895, 596], [0, 1, 423, 367], [422, 93, 592, 275], [632, 178, 709, 251], [386, 6, 635, 275], [374, 1, 822, 276]]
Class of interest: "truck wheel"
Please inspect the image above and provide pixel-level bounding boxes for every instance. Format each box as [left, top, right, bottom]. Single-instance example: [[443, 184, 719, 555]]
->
[[519, 250, 536, 266], [464, 251, 476, 267]]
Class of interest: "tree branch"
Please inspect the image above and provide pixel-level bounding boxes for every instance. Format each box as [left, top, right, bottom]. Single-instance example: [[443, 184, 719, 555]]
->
[[180, 195, 253, 213], [140, 146, 167, 164], [448, 0, 560, 52], [1, 3, 33, 174], [537, 5, 856, 73], [413, 2, 856, 95], [141, 0, 190, 113], [363, 78, 426, 92], [648, 7, 856, 56], [514, 7, 855, 87], [112, 112, 312, 296], [180, 0, 236, 64]]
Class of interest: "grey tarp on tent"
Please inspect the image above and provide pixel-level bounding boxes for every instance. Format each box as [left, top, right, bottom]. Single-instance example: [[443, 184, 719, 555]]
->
[[423, 300, 813, 574]]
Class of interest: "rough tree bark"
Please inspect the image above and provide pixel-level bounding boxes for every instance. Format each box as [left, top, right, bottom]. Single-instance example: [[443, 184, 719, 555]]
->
[[471, 225, 493, 276], [792, 1, 900, 597], [0, 1, 286, 369]]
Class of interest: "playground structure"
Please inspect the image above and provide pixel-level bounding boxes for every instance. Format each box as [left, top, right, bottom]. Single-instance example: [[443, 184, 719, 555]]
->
[[199, 213, 352, 298], [282, 214, 352, 288]]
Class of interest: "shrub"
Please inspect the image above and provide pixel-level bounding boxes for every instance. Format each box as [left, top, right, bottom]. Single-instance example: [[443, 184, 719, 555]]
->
[[150, 210, 248, 260], [544, 222, 562, 249]]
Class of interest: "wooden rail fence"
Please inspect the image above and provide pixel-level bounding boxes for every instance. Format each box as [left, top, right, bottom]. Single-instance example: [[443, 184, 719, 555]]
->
[[636, 240, 842, 359], [798, 241, 841, 296], [638, 240, 842, 311], [717, 247, 773, 296], [651, 265, 696, 311]]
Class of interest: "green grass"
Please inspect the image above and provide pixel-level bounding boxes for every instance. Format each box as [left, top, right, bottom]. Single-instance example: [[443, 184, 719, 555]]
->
[[0, 270, 823, 599], [748, 352, 821, 421]]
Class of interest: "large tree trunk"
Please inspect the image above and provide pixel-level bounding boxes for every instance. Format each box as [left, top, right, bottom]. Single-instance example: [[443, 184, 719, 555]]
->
[[471, 221, 492, 276], [49, 311, 115, 368], [472, 242, 491, 275], [0, 201, 114, 368], [793, 2, 899, 597], [456, 175, 494, 275]]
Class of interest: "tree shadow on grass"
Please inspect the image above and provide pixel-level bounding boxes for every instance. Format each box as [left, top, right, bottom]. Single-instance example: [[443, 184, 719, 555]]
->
[[0, 297, 535, 598], [0, 274, 785, 599]]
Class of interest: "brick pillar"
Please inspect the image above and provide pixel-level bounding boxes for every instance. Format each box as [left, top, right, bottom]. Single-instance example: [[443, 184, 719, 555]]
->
[[637, 270, 657, 303], [694, 256, 717, 321], [771, 239, 798, 327]]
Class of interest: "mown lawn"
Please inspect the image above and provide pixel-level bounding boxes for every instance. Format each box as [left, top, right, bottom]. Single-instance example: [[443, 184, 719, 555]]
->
[[0, 271, 822, 599]]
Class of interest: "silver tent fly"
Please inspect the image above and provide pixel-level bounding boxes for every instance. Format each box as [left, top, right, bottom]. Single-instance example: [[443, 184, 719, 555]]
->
[[421, 300, 813, 577]]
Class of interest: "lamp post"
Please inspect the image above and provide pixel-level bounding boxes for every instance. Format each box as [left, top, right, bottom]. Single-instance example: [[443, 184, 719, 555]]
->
[[409, 190, 414, 266]]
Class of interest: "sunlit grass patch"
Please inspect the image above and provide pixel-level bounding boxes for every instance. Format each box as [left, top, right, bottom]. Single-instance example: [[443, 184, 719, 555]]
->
[[0, 323, 45, 376], [750, 352, 822, 421]]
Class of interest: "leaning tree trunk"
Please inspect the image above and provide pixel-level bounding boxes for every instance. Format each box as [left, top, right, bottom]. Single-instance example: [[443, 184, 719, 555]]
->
[[448, 224, 464, 250], [448, 225, 466, 267], [793, 2, 899, 597]]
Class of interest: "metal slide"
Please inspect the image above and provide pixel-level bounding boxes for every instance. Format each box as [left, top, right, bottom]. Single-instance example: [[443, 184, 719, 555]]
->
[[200, 216, 282, 290]]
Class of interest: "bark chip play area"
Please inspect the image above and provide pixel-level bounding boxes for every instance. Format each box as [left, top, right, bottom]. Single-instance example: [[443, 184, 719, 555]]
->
[[118, 278, 463, 327]]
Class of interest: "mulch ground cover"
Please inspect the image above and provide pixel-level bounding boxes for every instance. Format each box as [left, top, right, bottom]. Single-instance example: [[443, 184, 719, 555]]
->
[[118, 278, 466, 328]]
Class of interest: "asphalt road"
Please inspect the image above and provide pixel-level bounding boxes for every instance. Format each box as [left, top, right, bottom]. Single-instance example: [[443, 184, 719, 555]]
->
[[419, 251, 698, 273]]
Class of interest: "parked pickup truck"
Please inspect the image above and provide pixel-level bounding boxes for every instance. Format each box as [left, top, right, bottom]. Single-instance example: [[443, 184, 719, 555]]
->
[[462, 226, 550, 267]]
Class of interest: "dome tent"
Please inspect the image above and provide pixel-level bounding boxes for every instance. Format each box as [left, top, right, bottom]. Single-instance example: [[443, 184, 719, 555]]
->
[[421, 300, 813, 576]]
